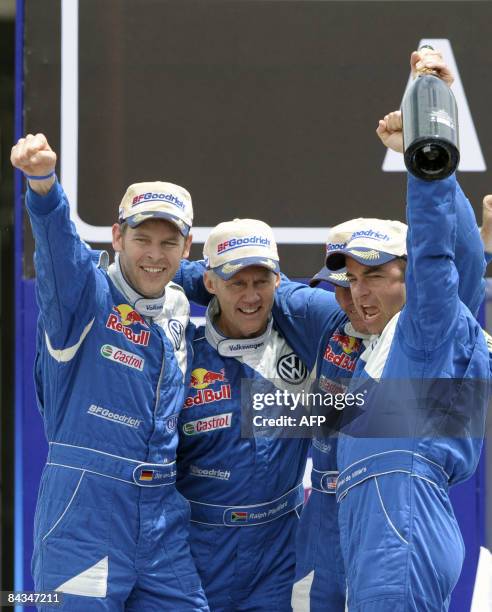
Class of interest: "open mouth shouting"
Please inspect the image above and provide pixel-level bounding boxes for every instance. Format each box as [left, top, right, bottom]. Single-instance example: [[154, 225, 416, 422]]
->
[[360, 305, 380, 324]]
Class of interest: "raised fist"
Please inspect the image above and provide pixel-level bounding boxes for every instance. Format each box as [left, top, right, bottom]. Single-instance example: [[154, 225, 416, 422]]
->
[[11, 132, 57, 174], [376, 110, 403, 153], [410, 49, 454, 87]]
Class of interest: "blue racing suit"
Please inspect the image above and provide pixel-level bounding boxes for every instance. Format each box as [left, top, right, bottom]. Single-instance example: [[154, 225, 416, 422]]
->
[[176, 299, 311, 611], [333, 174, 491, 611], [270, 179, 487, 612], [28, 181, 208, 611]]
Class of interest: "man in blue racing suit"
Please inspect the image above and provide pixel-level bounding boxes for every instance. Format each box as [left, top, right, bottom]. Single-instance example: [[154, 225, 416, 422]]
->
[[175, 218, 316, 611], [279, 207, 488, 612], [11, 134, 209, 611], [327, 171, 490, 610]]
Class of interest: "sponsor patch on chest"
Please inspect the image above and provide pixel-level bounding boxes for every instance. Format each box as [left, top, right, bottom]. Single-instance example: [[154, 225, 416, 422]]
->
[[323, 344, 357, 372], [182, 412, 232, 435], [87, 404, 142, 429], [100, 344, 144, 371], [184, 385, 231, 408], [105, 304, 150, 347], [189, 464, 231, 480]]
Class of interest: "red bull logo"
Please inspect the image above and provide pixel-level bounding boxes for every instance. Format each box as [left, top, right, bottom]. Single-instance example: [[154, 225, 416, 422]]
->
[[184, 384, 232, 408], [112, 304, 149, 327], [106, 304, 150, 347], [190, 368, 226, 390], [323, 344, 357, 373], [332, 333, 361, 355], [187, 368, 230, 408]]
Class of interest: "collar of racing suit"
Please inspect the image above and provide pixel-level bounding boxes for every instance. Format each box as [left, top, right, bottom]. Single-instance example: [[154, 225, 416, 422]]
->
[[344, 321, 372, 342], [357, 312, 400, 378], [107, 254, 166, 319], [204, 297, 274, 357]]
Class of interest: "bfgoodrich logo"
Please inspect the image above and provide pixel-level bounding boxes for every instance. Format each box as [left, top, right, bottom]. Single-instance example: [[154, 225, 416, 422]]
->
[[87, 404, 142, 429], [100, 344, 144, 371], [189, 465, 231, 481]]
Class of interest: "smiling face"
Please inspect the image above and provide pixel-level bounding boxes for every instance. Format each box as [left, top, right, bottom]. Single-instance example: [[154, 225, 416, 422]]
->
[[112, 218, 192, 298], [345, 258, 406, 335], [204, 266, 280, 338], [334, 285, 369, 335]]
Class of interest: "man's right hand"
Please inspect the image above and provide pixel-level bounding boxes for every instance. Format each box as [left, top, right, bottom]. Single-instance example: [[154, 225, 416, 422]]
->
[[376, 110, 404, 153], [11, 133, 57, 195]]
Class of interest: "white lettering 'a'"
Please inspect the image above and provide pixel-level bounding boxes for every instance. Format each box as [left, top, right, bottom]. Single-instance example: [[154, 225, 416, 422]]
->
[[383, 38, 486, 173]]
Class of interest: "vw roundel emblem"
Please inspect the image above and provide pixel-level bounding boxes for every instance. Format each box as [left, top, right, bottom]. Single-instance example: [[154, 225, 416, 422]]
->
[[168, 319, 184, 350], [277, 352, 307, 384]]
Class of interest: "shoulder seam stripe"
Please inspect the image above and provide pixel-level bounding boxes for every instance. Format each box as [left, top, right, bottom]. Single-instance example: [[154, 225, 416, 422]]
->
[[45, 318, 95, 363]]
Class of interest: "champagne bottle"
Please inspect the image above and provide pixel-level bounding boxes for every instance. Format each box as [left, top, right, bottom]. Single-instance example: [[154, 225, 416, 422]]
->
[[401, 48, 459, 181]]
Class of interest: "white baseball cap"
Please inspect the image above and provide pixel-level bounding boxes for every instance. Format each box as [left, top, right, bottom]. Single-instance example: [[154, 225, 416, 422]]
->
[[118, 181, 193, 236], [204, 218, 280, 280], [326, 218, 408, 271], [310, 269, 350, 288], [310, 219, 367, 287]]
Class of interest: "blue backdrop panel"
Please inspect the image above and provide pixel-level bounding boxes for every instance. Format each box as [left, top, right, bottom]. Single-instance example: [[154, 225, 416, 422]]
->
[[20, 279, 47, 592]]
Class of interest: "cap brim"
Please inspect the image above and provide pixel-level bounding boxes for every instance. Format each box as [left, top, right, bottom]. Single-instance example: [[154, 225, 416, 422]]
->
[[123, 211, 191, 236], [326, 247, 397, 270], [211, 256, 280, 280], [309, 267, 349, 288]]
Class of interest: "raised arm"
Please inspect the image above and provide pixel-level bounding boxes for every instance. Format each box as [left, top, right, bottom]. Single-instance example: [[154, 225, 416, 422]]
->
[[11, 133, 98, 343], [402, 173, 460, 350]]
